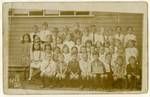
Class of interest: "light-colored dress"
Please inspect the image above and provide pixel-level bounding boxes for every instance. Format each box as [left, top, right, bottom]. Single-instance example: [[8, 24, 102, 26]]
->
[[39, 29, 51, 41], [124, 33, 136, 46], [79, 60, 91, 78], [125, 47, 138, 64], [30, 51, 42, 69], [64, 53, 71, 64], [40, 60, 57, 77]]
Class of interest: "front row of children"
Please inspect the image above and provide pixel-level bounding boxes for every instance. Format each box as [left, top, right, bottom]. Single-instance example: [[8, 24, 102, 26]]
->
[[29, 42, 141, 90]]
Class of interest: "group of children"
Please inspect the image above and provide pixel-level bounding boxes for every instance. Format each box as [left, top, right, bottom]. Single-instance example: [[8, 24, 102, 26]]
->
[[21, 22, 141, 90]]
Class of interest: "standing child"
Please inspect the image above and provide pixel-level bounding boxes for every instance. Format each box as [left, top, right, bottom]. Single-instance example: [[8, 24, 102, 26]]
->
[[21, 33, 31, 67], [30, 25, 40, 41], [114, 26, 124, 44], [29, 43, 42, 80], [82, 26, 92, 44], [63, 33, 75, 51], [94, 27, 105, 45], [39, 22, 51, 42], [124, 26, 137, 47]]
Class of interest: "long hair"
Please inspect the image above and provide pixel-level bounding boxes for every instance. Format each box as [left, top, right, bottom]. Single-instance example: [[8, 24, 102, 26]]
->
[[32, 42, 41, 51], [21, 33, 31, 43]]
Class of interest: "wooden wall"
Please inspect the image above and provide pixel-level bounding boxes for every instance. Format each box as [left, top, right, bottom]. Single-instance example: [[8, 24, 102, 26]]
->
[[8, 12, 143, 66]]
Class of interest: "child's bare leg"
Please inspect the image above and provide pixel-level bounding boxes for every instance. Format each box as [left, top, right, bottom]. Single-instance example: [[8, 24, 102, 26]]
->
[[28, 68, 33, 80]]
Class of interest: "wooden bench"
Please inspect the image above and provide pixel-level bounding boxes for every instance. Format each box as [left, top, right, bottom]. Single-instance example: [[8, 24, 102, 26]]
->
[[8, 65, 29, 80]]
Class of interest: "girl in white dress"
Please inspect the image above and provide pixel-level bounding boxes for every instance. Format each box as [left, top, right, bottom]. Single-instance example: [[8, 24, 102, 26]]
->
[[20, 33, 31, 66], [29, 42, 42, 80], [40, 44, 52, 76], [39, 22, 51, 42], [82, 26, 92, 44], [63, 33, 75, 51], [56, 54, 67, 80], [62, 45, 71, 64], [125, 40, 138, 65], [94, 27, 105, 45], [114, 26, 124, 44], [124, 26, 137, 47]]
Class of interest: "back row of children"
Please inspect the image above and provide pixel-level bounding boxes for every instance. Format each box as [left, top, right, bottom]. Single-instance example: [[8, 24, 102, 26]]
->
[[21, 22, 141, 89]]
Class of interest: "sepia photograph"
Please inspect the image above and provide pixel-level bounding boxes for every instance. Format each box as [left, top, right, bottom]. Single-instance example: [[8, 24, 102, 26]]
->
[[3, 2, 148, 94]]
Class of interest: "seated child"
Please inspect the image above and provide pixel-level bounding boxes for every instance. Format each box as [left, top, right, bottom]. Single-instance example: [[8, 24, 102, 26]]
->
[[79, 53, 91, 79], [99, 46, 105, 63], [67, 54, 81, 87], [29, 42, 42, 80], [126, 56, 141, 89], [91, 52, 106, 88], [103, 53, 113, 88], [125, 40, 138, 65], [112, 56, 126, 89], [62, 45, 71, 64], [56, 54, 67, 80]]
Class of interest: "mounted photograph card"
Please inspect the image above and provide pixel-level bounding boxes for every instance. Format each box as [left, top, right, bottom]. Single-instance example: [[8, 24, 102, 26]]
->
[[3, 2, 148, 94]]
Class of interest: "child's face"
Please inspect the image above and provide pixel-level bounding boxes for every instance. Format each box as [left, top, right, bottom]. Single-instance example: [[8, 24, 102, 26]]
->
[[105, 54, 112, 62], [116, 27, 121, 33], [95, 47, 99, 53], [128, 41, 134, 47], [45, 45, 51, 52], [87, 47, 91, 53], [24, 35, 30, 42], [34, 36, 40, 42], [82, 53, 88, 61], [93, 54, 99, 60], [109, 46, 114, 54], [117, 58, 123, 66], [42, 25, 48, 30], [128, 27, 133, 33], [59, 55, 64, 62], [105, 42, 110, 48], [57, 37, 62, 44], [72, 54, 77, 61], [115, 39, 121, 47], [91, 46, 95, 53], [80, 47, 86, 53], [71, 48, 78, 54], [33, 26, 39, 32], [54, 47, 60, 54], [76, 39, 81, 45], [46, 35, 52, 42], [129, 57, 136, 65], [100, 47, 105, 54], [96, 42, 101, 48], [53, 54, 59, 62], [63, 46, 69, 53], [34, 43, 40, 50], [66, 34, 71, 41]]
